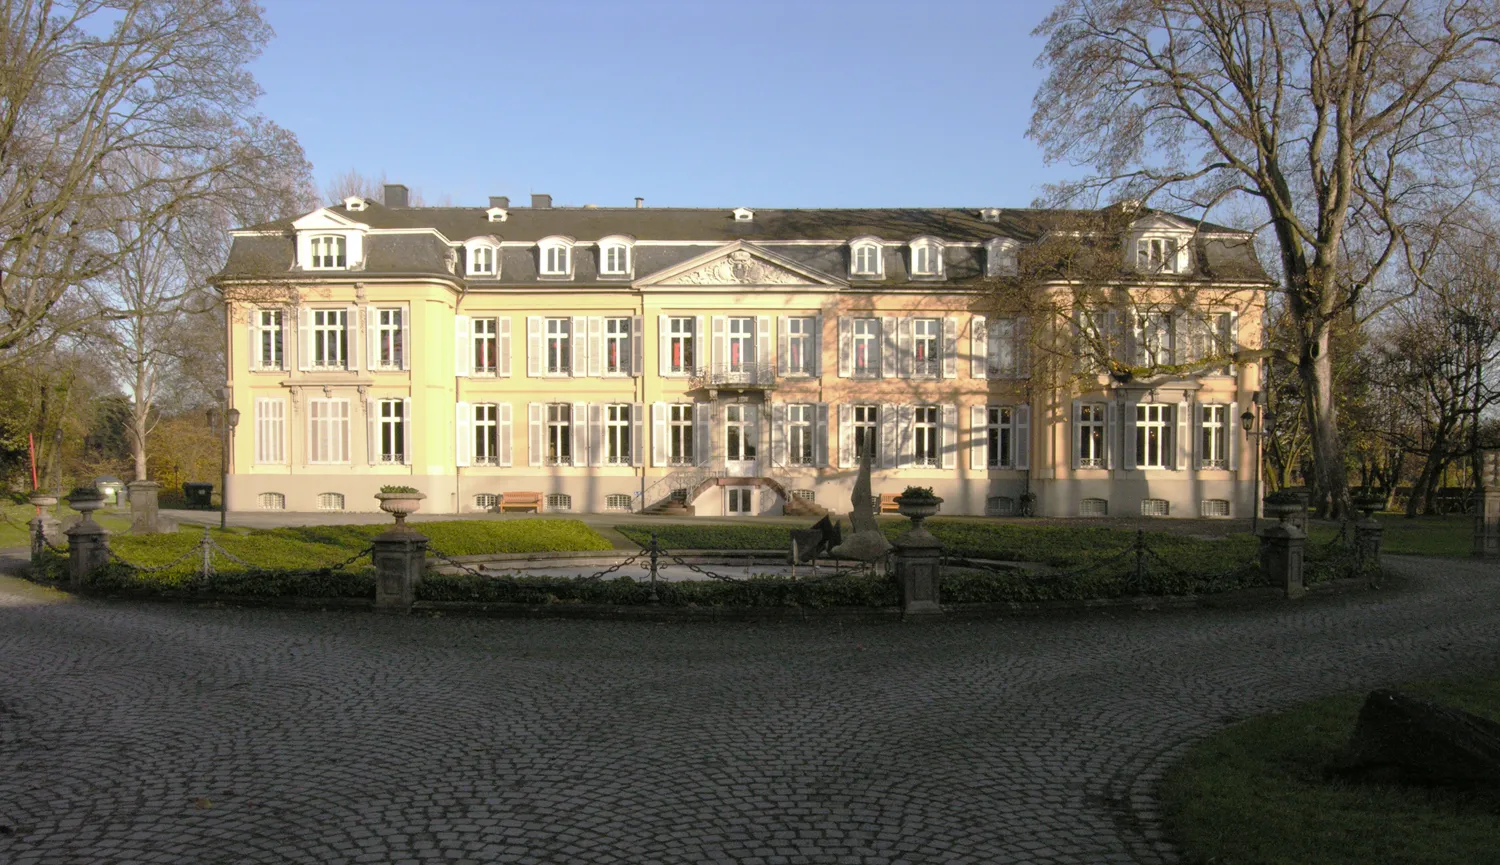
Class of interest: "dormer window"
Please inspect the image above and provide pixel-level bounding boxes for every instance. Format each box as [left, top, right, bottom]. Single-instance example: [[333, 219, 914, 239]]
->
[[539, 236, 574, 277], [1136, 236, 1189, 274], [465, 238, 500, 277], [599, 236, 634, 277], [985, 238, 1019, 277], [910, 238, 944, 277], [343, 196, 366, 212], [308, 235, 347, 269], [850, 238, 884, 278], [979, 208, 1002, 223], [486, 206, 508, 223], [732, 207, 754, 222]]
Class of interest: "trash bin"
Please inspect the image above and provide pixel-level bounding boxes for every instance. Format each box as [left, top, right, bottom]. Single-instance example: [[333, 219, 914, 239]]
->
[[183, 483, 214, 508]]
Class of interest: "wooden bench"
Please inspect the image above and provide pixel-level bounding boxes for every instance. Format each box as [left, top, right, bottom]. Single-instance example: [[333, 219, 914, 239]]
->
[[878, 493, 901, 514], [499, 491, 543, 513]]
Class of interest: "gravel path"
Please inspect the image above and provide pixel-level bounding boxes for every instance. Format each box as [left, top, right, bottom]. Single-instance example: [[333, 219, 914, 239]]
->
[[0, 555, 1495, 864]]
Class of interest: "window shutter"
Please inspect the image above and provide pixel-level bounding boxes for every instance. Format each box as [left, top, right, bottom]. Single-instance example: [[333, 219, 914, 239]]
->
[[572, 401, 588, 466], [1070, 400, 1082, 471], [298, 306, 311, 371], [247, 310, 259, 371], [528, 402, 543, 466], [777, 316, 788, 373], [345, 305, 360, 372], [1227, 401, 1239, 471], [498, 317, 512, 377], [454, 315, 471, 377], [694, 401, 711, 465], [756, 315, 771, 369], [631, 403, 645, 466], [1226, 311, 1239, 373], [838, 403, 853, 468], [1172, 312, 1189, 368], [401, 398, 412, 465], [942, 317, 958, 379], [812, 314, 823, 377], [455, 402, 471, 467], [898, 405, 915, 467], [527, 316, 543, 377], [897, 316, 913, 378], [366, 397, 378, 464], [837, 317, 852, 377], [631, 316, 644, 377], [1176, 399, 1190, 471], [941, 404, 958, 469], [400, 308, 410, 370], [1015, 404, 1030, 471], [364, 305, 377, 370], [815, 403, 829, 467], [589, 402, 604, 467], [971, 404, 987, 470], [1193, 403, 1204, 470], [651, 402, 668, 466], [771, 402, 787, 467], [497, 403, 513, 466], [694, 315, 705, 372], [275, 309, 289, 370], [711, 315, 727, 371], [658, 314, 671, 376], [1123, 402, 1137, 470], [880, 316, 896, 378], [880, 403, 899, 469], [971, 315, 987, 379], [571, 315, 586, 377], [587, 316, 603, 377], [1106, 401, 1118, 470]]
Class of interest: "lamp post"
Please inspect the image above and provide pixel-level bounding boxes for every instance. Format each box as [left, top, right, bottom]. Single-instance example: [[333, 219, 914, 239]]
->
[[220, 387, 239, 530], [1241, 403, 1276, 533], [52, 428, 64, 517]]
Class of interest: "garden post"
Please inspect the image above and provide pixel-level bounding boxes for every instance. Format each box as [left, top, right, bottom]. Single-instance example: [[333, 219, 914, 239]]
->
[[1354, 517, 1383, 575], [63, 518, 110, 590], [127, 480, 161, 534], [1258, 521, 1306, 599], [372, 526, 427, 614], [27, 493, 62, 564], [1473, 450, 1500, 558]]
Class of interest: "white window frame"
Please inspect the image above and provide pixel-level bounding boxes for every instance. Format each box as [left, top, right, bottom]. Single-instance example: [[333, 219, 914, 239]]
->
[[307, 235, 347, 270], [545, 317, 571, 375], [667, 317, 696, 375], [1184, 311, 1235, 374], [986, 406, 1014, 469], [727, 316, 755, 371], [1134, 311, 1174, 367], [986, 317, 1028, 379], [605, 404, 632, 466], [1078, 402, 1106, 469], [852, 318, 880, 377], [604, 317, 631, 375], [599, 237, 633, 277], [1200, 404, 1228, 469], [310, 308, 348, 369], [545, 403, 573, 466], [668, 403, 695, 466], [472, 317, 497, 376], [466, 240, 500, 277], [787, 403, 815, 466], [253, 308, 284, 370], [724, 404, 758, 462], [853, 404, 879, 463], [307, 398, 350, 464], [1136, 236, 1188, 274], [910, 238, 944, 277], [985, 237, 1018, 277], [1136, 403, 1173, 469], [375, 398, 406, 464], [851, 240, 883, 277], [539, 237, 574, 277], [474, 403, 499, 466], [726, 486, 754, 515], [373, 307, 404, 370], [784, 316, 815, 376], [911, 317, 940, 378], [912, 406, 940, 467]]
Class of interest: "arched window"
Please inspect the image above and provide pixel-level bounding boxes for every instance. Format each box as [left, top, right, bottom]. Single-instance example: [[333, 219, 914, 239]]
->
[[598, 235, 635, 277], [465, 237, 501, 277], [909, 237, 944, 277], [985, 237, 1019, 277], [850, 237, 884, 278], [538, 236, 575, 277]]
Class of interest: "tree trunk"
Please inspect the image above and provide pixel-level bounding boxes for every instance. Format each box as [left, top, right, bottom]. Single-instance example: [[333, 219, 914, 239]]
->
[[1406, 444, 1446, 518], [1299, 320, 1349, 519]]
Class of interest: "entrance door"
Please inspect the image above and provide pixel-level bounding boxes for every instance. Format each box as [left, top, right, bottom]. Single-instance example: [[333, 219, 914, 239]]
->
[[726, 487, 754, 515], [724, 403, 759, 477]]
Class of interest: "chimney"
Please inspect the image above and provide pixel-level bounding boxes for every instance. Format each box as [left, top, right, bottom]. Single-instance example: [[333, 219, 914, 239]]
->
[[531, 193, 552, 209], [635, 197, 644, 209], [383, 184, 409, 208], [489, 196, 509, 209]]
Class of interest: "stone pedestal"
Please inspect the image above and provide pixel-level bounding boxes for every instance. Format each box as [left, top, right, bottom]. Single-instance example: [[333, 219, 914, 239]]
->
[[1355, 517, 1384, 573], [1259, 520, 1306, 599], [1474, 491, 1500, 558], [373, 528, 428, 614], [128, 480, 161, 534], [28, 514, 62, 564], [893, 529, 943, 617], [63, 520, 110, 590]]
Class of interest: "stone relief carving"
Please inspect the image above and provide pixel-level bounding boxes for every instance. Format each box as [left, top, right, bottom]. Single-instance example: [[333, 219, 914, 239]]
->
[[660, 250, 814, 286]]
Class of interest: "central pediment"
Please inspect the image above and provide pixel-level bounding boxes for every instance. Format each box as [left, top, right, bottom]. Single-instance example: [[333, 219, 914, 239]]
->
[[637, 241, 843, 288]]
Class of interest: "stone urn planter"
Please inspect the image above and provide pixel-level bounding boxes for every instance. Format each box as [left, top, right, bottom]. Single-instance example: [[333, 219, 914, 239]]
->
[[1263, 496, 1302, 524], [375, 490, 425, 529], [66, 488, 106, 523], [894, 494, 943, 533], [28, 492, 58, 509], [1353, 493, 1386, 520]]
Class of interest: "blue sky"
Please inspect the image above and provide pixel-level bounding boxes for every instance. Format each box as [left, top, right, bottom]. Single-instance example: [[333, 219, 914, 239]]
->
[[250, 0, 1072, 208]]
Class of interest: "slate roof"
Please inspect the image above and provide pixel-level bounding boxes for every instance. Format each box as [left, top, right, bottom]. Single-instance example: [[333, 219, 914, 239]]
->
[[217, 202, 1273, 288]]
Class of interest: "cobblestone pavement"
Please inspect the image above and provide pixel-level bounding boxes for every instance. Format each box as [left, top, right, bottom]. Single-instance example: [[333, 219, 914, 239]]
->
[[1, 557, 1497, 865]]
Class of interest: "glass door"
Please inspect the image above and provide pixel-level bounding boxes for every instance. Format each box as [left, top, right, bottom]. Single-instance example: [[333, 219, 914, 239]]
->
[[724, 403, 759, 477]]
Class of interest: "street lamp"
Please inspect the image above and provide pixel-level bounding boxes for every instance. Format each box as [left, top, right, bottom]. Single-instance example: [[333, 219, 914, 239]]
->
[[1241, 404, 1276, 532], [220, 387, 239, 530], [52, 428, 63, 517]]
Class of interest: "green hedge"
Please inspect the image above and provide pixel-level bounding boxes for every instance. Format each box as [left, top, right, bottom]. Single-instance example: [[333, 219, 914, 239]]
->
[[417, 573, 900, 608]]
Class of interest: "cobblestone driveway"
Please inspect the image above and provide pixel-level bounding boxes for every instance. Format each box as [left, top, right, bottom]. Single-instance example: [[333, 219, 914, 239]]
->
[[1, 557, 1497, 865]]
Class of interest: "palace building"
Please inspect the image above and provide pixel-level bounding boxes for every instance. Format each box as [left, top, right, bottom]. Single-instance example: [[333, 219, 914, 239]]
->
[[215, 186, 1272, 518]]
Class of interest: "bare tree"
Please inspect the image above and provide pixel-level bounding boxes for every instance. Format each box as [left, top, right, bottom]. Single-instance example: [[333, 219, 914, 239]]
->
[[1030, 0, 1500, 517], [322, 169, 432, 206], [0, 0, 309, 367]]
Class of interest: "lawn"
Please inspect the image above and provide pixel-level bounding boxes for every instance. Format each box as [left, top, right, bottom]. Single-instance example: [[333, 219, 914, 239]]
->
[[0, 498, 131, 547], [1160, 669, 1500, 865], [1306, 513, 1473, 558]]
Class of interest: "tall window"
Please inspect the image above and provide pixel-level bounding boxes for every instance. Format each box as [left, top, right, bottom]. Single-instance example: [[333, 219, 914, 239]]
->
[[912, 318, 940, 377], [727, 317, 754, 371], [1078, 403, 1106, 468], [1200, 404, 1228, 468], [668, 403, 694, 465], [853, 318, 879, 376], [375, 308, 404, 369], [469, 245, 496, 276], [474, 404, 498, 465], [785, 317, 814, 375], [602, 243, 630, 275], [1186, 311, 1234, 372], [852, 243, 881, 276], [1137, 237, 1180, 273], [545, 318, 570, 374], [668, 317, 695, 374], [725, 404, 757, 462], [1135, 312, 1173, 366], [913, 406, 939, 467], [854, 405, 879, 462], [308, 235, 346, 269], [988, 318, 1023, 378], [472, 318, 497, 375], [308, 399, 350, 464], [605, 404, 632, 465], [605, 317, 631, 374], [255, 309, 283, 370], [986, 406, 1014, 469], [541, 243, 571, 276], [1136, 403, 1172, 469], [311, 309, 347, 369], [254, 398, 285, 464], [787, 404, 814, 466], [545, 403, 572, 465], [912, 242, 941, 276], [376, 399, 405, 463]]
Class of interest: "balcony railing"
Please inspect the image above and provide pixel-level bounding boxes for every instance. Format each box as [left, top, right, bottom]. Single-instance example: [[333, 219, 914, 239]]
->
[[689, 362, 778, 390]]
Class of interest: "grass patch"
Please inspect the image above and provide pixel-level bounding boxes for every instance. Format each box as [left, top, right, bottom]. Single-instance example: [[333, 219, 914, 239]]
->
[[1308, 513, 1472, 558], [1161, 669, 1500, 865], [0, 499, 131, 547]]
